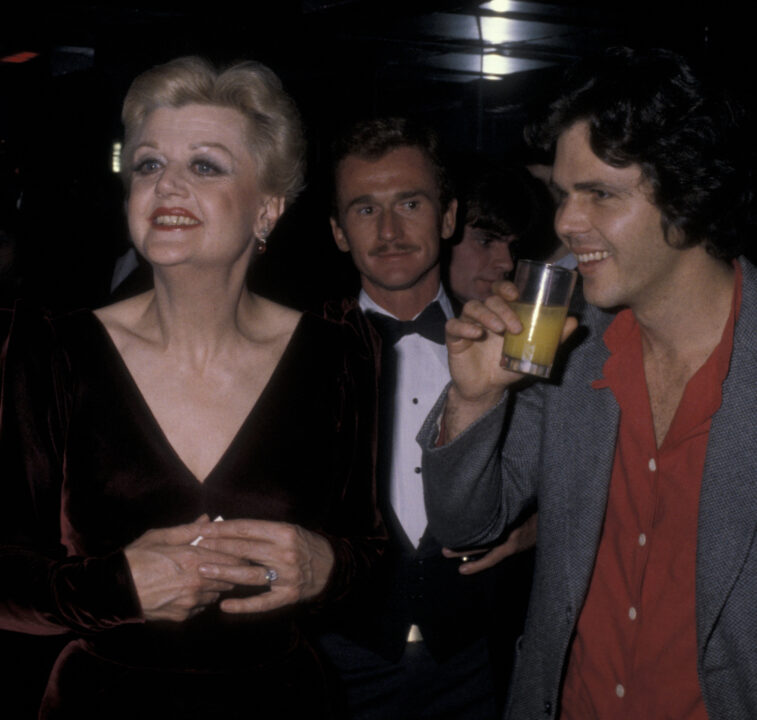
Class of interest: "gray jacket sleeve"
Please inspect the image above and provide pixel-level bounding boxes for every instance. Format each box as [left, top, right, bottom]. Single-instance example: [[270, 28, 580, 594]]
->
[[418, 381, 545, 548]]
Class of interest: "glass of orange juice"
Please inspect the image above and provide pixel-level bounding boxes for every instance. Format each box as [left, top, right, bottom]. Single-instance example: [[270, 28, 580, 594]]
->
[[501, 259, 577, 378]]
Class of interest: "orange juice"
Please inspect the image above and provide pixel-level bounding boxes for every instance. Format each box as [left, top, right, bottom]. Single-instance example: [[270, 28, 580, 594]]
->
[[501, 302, 568, 376]]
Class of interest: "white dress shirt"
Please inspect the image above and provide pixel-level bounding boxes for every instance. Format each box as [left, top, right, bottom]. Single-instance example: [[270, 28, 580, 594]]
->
[[359, 286, 453, 548]]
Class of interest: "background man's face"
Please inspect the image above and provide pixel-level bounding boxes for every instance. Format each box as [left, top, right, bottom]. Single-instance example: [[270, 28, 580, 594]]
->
[[449, 225, 515, 302], [553, 120, 685, 312], [331, 146, 456, 298]]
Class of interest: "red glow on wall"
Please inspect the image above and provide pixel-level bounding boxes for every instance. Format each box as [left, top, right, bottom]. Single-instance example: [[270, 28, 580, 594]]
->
[[1, 51, 39, 64]]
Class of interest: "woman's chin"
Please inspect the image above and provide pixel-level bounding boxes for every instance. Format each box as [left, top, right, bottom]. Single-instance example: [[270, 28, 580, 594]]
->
[[140, 244, 195, 268]]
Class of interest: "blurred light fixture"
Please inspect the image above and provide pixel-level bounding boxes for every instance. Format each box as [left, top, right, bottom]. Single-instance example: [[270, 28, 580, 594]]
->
[[480, 51, 556, 77], [480, 16, 513, 43], [479, 0, 545, 12], [479, 0, 512, 12], [479, 15, 561, 45], [112, 142, 122, 174], [482, 53, 512, 76], [425, 50, 555, 77]]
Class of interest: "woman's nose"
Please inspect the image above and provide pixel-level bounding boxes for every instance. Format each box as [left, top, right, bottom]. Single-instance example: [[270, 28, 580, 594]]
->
[[155, 164, 189, 197]]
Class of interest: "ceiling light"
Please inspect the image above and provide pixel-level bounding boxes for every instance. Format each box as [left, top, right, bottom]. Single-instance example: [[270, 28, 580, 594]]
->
[[482, 53, 512, 75], [112, 142, 122, 174], [479, 0, 513, 12]]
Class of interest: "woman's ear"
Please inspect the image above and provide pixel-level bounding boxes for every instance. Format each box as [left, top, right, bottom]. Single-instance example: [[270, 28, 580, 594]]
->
[[255, 195, 286, 238]]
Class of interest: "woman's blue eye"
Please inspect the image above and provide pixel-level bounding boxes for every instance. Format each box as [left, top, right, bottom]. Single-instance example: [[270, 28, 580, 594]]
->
[[193, 160, 223, 175], [133, 158, 161, 174]]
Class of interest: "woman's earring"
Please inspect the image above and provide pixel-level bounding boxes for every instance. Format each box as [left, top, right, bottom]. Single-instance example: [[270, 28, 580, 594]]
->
[[255, 226, 270, 254]]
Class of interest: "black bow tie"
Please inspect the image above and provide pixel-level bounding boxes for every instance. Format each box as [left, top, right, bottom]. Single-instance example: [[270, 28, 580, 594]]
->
[[367, 301, 447, 346]]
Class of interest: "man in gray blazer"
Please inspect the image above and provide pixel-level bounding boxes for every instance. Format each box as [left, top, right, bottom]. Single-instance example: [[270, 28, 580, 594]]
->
[[419, 48, 757, 719]]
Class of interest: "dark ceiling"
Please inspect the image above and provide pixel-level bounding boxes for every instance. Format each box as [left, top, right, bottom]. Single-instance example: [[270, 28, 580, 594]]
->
[[3, 2, 751, 154], [1, 2, 754, 308]]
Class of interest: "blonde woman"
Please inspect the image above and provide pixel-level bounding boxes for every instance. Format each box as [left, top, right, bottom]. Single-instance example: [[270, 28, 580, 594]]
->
[[0, 56, 382, 718]]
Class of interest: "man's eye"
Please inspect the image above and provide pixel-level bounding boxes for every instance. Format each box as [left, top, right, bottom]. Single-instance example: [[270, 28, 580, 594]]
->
[[357, 206, 374, 216], [133, 158, 161, 175], [593, 189, 612, 200], [404, 200, 419, 210]]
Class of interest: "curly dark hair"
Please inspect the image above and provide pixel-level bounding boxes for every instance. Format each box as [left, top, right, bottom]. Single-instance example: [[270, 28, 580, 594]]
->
[[330, 117, 455, 219], [452, 160, 559, 261], [528, 47, 752, 260]]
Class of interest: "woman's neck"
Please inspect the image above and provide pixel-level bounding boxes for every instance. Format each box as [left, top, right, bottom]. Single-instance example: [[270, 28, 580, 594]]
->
[[142, 264, 257, 366]]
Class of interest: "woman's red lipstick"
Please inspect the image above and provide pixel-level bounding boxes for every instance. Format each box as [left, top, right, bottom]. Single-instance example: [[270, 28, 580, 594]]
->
[[150, 207, 201, 229]]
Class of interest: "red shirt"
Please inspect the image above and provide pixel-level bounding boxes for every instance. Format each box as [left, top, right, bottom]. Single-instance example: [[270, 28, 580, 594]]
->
[[560, 265, 741, 720]]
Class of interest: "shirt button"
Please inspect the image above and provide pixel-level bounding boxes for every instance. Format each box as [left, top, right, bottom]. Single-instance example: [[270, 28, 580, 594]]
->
[[648, 458, 657, 471], [616, 684, 625, 698], [638, 533, 647, 546], [414, 467, 422, 474], [628, 607, 637, 621], [412, 397, 419, 404]]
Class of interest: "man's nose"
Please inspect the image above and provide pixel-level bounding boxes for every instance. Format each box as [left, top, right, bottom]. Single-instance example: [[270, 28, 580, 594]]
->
[[489, 240, 514, 275], [378, 209, 399, 242], [555, 195, 590, 242]]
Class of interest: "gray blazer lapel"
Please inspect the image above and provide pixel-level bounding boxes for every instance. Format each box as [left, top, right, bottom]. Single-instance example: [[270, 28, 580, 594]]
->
[[551, 312, 620, 604], [697, 259, 757, 650], [565, 387, 619, 604]]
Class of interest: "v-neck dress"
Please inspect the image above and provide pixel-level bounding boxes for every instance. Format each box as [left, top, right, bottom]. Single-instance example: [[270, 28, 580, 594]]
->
[[0, 301, 383, 718]]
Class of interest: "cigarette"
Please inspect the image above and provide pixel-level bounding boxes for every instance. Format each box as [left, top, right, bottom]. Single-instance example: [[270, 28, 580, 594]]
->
[[190, 515, 224, 546]]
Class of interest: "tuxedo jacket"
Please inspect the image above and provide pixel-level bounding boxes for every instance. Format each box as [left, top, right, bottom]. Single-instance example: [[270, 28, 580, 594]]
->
[[336, 494, 534, 663], [320, 304, 533, 664], [419, 258, 757, 719]]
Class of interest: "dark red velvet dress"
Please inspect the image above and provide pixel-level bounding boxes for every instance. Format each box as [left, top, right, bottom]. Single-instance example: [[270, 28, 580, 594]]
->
[[0, 302, 382, 719]]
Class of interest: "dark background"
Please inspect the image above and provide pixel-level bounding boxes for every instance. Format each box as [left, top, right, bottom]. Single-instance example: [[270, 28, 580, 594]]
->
[[1, 2, 755, 716], [1, 2, 755, 312]]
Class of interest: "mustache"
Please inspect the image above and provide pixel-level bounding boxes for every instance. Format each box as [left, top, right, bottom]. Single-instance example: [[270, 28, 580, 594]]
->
[[369, 243, 419, 257]]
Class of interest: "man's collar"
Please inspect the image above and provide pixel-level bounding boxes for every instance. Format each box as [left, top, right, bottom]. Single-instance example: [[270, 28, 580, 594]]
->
[[358, 284, 454, 320]]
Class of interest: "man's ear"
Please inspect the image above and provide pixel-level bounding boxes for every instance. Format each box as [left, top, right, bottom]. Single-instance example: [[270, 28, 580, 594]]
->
[[330, 216, 351, 253], [441, 198, 458, 240]]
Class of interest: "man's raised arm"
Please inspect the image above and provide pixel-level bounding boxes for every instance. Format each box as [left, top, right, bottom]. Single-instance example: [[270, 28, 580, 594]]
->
[[440, 279, 576, 442]]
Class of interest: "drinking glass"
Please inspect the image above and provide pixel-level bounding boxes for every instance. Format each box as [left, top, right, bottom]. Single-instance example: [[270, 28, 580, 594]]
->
[[500, 259, 577, 378]]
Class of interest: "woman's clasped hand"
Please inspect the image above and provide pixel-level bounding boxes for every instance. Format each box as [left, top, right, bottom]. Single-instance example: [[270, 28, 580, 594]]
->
[[124, 515, 336, 620], [194, 518, 335, 613]]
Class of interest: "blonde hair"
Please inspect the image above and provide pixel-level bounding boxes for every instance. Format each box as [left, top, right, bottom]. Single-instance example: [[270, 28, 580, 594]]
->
[[121, 56, 305, 204]]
